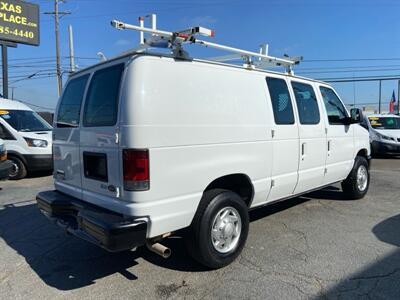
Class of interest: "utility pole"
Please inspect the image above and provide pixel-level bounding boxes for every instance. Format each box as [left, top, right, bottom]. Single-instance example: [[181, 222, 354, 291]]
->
[[378, 80, 382, 114], [54, 0, 62, 95], [0, 41, 17, 99], [68, 25, 75, 73], [44, 0, 70, 97]]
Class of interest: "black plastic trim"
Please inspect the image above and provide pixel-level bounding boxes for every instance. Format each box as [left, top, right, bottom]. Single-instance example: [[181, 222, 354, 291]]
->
[[36, 190, 147, 252], [371, 141, 400, 155], [23, 154, 53, 171]]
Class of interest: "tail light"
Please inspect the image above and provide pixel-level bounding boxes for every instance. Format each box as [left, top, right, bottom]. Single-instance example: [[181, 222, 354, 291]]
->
[[123, 149, 149, 191]]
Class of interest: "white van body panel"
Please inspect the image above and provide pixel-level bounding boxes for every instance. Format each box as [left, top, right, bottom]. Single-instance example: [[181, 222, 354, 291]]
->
[[120, 56, 274, 236], [53, 54, 370, 238]]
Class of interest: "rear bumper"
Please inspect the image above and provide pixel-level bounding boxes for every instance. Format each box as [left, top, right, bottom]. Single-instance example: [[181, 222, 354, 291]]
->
[[371, 141, 400, 155], [36, 190, 147, 252], [23, 154, 53, 171], [0, 160, 12, 180]]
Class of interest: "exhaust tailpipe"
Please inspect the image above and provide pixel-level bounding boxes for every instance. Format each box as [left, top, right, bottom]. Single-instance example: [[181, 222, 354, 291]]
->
[[146, 242, 171, 259]]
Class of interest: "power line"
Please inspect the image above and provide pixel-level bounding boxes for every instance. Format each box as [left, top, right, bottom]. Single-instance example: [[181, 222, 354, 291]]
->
[[298, 68, 400, 75], [319, 74, 400, 82], [14, 98, 55, 111], [303, 58, 400, 63], [298, 64, 400, 71]]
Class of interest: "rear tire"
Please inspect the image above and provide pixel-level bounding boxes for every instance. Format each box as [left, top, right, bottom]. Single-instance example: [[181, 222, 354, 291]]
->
[[186, 189, 249, 269], [8, 156, 27, 180], [341, 156, 369, 199]]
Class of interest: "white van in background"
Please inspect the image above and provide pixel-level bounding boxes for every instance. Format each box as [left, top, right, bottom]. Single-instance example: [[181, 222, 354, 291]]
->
[[0, 98, 53, 179], [361, 114, 400, 156]]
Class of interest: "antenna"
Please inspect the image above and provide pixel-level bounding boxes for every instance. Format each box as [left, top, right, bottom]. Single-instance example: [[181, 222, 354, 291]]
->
[[110, 15, 301, 73]]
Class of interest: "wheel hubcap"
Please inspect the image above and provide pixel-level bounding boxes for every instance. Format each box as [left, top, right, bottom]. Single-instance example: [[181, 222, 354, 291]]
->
[[211, 206, 242, 253], [9, 161, 19, 177], [357, 165, 368, 192]]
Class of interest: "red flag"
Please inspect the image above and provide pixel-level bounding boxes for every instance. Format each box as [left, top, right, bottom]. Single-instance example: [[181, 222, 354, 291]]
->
[[389, 90, 396, 113]]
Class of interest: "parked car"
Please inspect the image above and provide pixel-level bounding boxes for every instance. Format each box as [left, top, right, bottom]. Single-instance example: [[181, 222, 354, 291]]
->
[[360, 114, 400, 156], [0, 139, 12, 180], [37, 50, 370, 269], [0, 98, 53, 180]]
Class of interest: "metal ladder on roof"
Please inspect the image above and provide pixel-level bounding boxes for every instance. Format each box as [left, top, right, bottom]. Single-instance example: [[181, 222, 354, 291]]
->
[[111, 14, 302, 74]]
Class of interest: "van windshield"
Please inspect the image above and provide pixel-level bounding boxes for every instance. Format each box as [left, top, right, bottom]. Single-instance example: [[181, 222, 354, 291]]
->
[[368, 116, 400, 130], [0, 110, 52, 132]]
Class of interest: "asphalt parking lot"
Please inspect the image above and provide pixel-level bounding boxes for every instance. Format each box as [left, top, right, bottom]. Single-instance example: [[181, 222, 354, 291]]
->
[[0, 158, 399, 299]]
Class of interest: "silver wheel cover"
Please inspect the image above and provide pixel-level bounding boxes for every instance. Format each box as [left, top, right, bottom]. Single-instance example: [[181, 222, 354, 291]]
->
[[357, 165, 368, 192], [211, 206, 242, 254]]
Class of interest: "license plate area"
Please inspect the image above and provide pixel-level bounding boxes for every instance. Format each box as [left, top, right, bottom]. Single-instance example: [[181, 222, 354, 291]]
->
[[83, 152, 108, 182]]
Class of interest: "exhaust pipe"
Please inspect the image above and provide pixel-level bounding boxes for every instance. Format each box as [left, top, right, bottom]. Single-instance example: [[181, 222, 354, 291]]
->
[[146, 242, 171, 259]]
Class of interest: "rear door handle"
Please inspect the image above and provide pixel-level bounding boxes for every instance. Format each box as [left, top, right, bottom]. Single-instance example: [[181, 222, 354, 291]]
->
[[301, 142, 306, 160], [328, 140, 331, 156], [56, 169, 65, 180]]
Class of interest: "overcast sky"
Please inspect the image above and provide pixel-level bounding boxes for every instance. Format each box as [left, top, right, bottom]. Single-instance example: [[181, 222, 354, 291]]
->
[[5, 0, 400, 111]]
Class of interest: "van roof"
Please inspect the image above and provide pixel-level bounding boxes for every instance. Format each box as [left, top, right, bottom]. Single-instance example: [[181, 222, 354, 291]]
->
[[0, 98, 32, 111], [367, 114, 400, 118], [70, 51, 329, 86]]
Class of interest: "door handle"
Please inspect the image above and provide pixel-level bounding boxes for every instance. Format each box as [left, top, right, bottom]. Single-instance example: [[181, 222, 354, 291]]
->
[[301, 142, 306, 160], [55, 169, 65, 180], [328, 140, 331, 156]]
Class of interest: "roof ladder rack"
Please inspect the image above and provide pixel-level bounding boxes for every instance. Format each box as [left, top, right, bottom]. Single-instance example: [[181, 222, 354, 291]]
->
[[111, 15, 302, 74]]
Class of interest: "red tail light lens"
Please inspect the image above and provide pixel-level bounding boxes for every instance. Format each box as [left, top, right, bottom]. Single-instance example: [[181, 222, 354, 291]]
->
[[123, 149, 149, 191]]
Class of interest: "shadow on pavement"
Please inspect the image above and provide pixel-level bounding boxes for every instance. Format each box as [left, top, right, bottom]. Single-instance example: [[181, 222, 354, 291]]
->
[[0, 185, 359, 291], [305, 185, 349, 201], [320, 214, 400, 299], [0, 202, 140, 290]]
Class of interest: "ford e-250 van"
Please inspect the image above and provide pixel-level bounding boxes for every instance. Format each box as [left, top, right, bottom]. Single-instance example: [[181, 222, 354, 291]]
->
[[37, 21, 370, 269]]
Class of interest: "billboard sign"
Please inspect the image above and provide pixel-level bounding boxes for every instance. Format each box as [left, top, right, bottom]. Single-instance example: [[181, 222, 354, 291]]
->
[[0, 0, 39, 46]]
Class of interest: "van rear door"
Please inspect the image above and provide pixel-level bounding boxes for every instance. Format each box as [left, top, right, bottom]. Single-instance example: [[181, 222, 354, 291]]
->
[[80, 63, 125, 203], [53, 74, 89, 199]]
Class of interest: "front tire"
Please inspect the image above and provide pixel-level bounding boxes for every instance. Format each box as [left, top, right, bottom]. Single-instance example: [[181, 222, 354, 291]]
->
[[186, 189, 249, 269], [8, 156, 27, 180], [341, 156, 370, 199]]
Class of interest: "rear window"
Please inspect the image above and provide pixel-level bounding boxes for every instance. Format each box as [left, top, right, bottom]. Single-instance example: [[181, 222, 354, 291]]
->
[[57, 74, 89, 127], [266, 77, 295, 125], [83, 64, 124, 127]]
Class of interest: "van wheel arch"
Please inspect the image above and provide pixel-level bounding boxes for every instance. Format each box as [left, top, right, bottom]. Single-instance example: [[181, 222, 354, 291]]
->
[[356, 148, 370, 165], [7, 151, 27, 165], [201, 173, 254, 208]]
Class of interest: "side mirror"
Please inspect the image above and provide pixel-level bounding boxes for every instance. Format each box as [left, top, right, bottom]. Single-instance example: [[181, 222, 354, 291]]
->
[[350, 108, 363, 124]]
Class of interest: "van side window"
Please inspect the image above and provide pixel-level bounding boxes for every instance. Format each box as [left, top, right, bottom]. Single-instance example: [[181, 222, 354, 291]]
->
[[320, 86, 348, 125], [291, 82, 320, 125], [83, 64, 124, 127], [266, 77, 295, 125], [57, 74, 89, 127], [0, 124, 15, 140]]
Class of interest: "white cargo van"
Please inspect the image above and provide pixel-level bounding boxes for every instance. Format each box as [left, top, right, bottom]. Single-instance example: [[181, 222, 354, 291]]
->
[[37, 21, 370, 269], [0, 98, 53, 179]]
